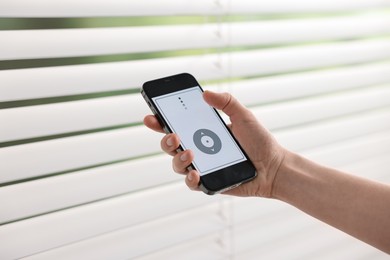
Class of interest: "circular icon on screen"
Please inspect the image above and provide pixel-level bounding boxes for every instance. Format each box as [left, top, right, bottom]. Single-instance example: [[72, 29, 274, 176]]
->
[[193, 129, 222, 154]]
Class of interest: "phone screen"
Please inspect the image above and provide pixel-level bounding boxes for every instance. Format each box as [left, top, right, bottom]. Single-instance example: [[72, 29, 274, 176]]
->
[[152, 86, 247, 176]]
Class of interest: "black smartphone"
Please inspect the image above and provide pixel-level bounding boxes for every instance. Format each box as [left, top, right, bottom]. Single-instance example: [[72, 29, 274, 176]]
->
[[141, 73, 257, 195]]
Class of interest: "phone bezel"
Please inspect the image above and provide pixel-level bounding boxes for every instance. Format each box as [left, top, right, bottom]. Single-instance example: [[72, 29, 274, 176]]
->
[[142, 73, 257, 195]]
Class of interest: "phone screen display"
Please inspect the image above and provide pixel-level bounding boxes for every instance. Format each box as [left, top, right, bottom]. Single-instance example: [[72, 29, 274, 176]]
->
[[153, 86, 247, 176]]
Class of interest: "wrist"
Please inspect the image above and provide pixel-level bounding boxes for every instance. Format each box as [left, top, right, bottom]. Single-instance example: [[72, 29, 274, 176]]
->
[[254, 146, 287, 198], [270, 149, 301, 200]]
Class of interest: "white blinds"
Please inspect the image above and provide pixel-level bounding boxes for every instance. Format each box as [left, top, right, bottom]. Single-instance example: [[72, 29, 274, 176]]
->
[[1, 14, 390, 60], [1, 1, 390, 259], [1, 0, 390, 16]]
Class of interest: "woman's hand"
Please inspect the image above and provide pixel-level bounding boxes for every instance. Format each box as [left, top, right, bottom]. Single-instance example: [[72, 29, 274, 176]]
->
[[144, 90, 286, 197]]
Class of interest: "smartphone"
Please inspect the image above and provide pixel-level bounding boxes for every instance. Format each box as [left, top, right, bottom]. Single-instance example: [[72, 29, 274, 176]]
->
[[141, 73, 257, 195]]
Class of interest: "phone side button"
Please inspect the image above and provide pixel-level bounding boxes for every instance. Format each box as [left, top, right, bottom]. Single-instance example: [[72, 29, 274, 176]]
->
[[152, 113, 166, 132], [163, 126, 170, 134]]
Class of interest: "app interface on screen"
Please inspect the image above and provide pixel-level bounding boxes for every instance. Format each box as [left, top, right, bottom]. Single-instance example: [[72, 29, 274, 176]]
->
[[153, 86, 246, 176]]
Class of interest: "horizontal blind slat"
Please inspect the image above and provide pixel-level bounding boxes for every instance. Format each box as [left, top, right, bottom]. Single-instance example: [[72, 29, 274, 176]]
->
[[0, 94, 149, 142], [0, 184, 220, 260], [238, 221, 387, 259], [302, 132, 390, 169], [136, 234, 225, 260], [1, 39, 389, 102], [0, 155, 178, 224], [232, 62, 390, 106], [230, 0, 390, 14], [2, 14, 390, 60], [253, 84, 390, 130], [22, 204, 225, 260], [235, 207, 314, 254], [0, 55, 219, 102], [229, 14, 390, 46], [237, 222, 341, 258], [339, 152, 390, 181], [0, 126, 162, 183], [298, 231, 389, 260], [0, 25, 223, 61], [31, 234, 226, 260], [1, 0, 389, 17], [0, 0, 225, 17], [229, 39, 390, 78], [274, 109, 390, 152]]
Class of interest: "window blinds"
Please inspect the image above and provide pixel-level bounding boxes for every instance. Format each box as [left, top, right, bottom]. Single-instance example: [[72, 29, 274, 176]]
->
[[1, 0, 390, 259]]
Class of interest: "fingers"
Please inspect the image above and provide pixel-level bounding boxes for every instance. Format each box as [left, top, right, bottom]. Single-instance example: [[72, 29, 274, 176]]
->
[[185, 170, 201, 191], [172, 151, 200, 191], [159, 132, 200, 187], [170, 151, 200, 191], [160, 133, 181, 156], [144, 115, 201, 191], [143, 115, 164, 133], [172, 150, 194, 173]]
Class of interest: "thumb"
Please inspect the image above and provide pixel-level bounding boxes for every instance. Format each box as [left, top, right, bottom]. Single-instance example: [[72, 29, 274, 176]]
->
[[203, 90, 247, 118]]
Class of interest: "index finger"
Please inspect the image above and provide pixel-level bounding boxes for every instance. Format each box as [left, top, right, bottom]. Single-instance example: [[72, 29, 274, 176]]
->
[[143, 115, 164, 133]]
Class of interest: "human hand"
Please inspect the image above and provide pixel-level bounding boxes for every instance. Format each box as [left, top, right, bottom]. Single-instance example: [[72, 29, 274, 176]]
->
[[143, 90, 286, 197]]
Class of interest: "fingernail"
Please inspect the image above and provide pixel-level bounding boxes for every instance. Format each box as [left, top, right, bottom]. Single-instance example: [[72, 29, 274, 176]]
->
[[180, 153, 187, 162], [166, 137, 173, 146], [187, 172, 193, 181]]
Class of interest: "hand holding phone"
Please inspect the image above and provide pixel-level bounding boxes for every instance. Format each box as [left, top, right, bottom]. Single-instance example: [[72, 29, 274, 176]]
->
[[142, 73, 257, 195]]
